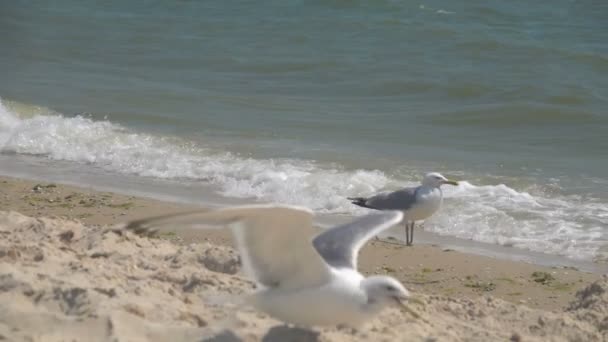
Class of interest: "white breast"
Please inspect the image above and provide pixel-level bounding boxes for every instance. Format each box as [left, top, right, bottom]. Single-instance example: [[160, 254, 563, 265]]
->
[[404, 187, 443, 221], [248, 269, 371, 327]]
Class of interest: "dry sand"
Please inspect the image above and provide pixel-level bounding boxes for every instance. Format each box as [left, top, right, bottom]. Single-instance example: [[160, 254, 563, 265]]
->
[[1, 175, 607, 341]]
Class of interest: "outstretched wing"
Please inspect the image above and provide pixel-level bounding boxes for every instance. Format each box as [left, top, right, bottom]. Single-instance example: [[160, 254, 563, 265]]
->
[[122, 205, 332, 290], [365, 187, 419, 211], [312, 211, 403, 270]]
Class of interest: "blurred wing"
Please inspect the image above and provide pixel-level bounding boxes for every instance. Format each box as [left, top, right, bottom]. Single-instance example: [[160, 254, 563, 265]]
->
[[122, 205, 331, 290], [312, 211, 403, 270], [121, 208, 214, 234], [366, 187, 419, 211]]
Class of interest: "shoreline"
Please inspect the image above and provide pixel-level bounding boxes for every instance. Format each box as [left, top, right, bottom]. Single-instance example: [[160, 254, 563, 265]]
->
[[0, 174, 605, 312], [1, 157, 604, 274]]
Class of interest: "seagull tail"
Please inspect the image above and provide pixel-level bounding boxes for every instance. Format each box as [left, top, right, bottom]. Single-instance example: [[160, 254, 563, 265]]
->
[[347, 197, 373, 209]]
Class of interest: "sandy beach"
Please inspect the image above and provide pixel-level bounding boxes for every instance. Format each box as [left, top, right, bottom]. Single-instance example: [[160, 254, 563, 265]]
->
[[1, 175, 607, 341]]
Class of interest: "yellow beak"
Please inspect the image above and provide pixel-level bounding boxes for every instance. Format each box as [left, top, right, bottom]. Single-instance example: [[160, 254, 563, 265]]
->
[[443, 180, 459, 186], [393, 295, 408, 308], [394, 296, 422, 319]]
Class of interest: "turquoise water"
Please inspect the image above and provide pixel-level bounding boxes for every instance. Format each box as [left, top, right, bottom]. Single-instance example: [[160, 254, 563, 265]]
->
[[1, 0, 607, 261]]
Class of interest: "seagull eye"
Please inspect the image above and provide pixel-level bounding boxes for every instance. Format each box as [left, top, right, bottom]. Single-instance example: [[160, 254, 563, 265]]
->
[[385, 285, 395, 291]]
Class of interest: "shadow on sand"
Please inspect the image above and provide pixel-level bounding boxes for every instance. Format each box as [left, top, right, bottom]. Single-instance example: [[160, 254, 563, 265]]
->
[[201, 326, 320, 342], [262, 325, 320, 342]]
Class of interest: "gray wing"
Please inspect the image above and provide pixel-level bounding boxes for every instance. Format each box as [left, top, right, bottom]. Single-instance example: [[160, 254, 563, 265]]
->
[[365, 186, 419, 211], [312, 211, 403, 270]]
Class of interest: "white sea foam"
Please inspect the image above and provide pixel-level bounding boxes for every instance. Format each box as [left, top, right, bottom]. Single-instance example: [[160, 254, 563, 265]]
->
[[0, 100, 390, 213], [0, 99, 606, 262], [431, 181, 608, 262]]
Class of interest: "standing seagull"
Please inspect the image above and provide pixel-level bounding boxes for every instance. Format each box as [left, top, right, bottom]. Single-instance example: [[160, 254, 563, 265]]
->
[[123, 205, 413, 327], [348, 172, 458, 246]]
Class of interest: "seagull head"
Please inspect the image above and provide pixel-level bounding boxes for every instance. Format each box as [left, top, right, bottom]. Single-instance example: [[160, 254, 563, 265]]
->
[[422, 172, 458, 188], [362, 276, 410, 309]]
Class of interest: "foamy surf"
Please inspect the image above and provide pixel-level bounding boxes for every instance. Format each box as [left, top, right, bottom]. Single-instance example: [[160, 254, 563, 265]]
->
[[0, 99, 391, 212], [0, 99, 606, 263], [433, 182, 608, 262]]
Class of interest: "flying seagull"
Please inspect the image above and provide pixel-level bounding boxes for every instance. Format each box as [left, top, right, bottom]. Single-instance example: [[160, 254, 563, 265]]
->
[[348, 172, 458, 246], [122, 205, 413, 327]]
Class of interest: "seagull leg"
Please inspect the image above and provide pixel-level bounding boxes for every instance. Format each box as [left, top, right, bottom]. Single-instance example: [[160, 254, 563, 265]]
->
[[409, 222, 415, 246], [406, 222, 414, 246], [404, 221, 409, 246]]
